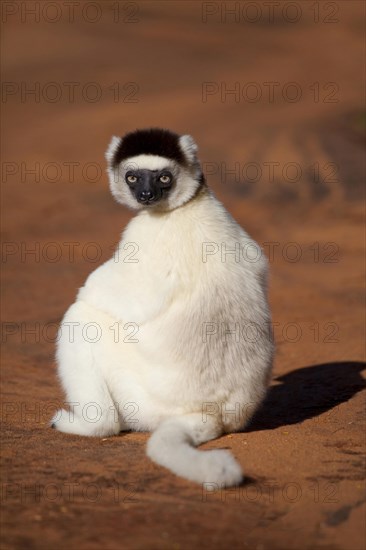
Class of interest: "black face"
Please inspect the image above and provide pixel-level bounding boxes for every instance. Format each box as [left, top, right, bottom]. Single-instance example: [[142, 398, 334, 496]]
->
[[125, 169, 173, 205]]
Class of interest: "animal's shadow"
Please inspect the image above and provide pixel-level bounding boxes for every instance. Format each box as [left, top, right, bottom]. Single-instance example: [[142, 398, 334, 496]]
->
[[247, 361, 366, 432]]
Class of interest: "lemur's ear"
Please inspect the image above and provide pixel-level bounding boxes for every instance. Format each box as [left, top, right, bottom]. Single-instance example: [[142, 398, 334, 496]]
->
[[105, 136, 122, 166], [179, 135, 198, 165]]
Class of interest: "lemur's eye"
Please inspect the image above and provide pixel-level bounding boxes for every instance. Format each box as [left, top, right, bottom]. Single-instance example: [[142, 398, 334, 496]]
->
[[126, 174, 137, 184], [159, 174, 171, 184]]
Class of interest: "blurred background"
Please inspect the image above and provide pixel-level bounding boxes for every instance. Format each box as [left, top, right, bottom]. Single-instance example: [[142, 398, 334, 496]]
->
[[1, 1, 365, 549]]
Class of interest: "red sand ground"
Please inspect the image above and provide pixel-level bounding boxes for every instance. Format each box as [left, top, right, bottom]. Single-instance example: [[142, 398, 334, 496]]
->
[[1, 2, 365, 549]]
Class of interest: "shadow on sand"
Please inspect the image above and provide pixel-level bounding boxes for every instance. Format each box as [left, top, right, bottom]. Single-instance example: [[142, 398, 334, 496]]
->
[[248, 361, 366, 432]]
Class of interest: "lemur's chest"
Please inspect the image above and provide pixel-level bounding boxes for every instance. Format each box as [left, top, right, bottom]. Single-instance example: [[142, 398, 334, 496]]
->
[[120, 209, 207, 280], [79, 214, 205, 323], [78, 198, 243, 325]]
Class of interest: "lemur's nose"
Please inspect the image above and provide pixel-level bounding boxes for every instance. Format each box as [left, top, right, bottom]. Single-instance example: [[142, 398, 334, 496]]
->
[[140, 189, 154, 202]]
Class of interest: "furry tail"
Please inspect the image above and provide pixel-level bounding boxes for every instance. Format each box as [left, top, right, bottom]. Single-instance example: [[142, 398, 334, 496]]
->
[[146, 413, 243, 486]]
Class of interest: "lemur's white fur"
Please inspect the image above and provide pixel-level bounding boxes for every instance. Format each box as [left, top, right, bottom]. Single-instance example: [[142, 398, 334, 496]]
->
[[52, 132, 273, 487]]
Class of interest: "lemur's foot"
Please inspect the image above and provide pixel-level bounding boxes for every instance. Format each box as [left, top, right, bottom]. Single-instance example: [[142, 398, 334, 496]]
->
[[51, 408, 120, 437]]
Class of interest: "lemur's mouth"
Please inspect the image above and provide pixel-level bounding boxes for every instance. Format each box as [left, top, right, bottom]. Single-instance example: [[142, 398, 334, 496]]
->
[[137, 198, 158, 206]]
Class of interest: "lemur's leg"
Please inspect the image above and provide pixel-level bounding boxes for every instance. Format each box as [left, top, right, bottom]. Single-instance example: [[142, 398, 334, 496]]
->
[[146, 413, 243, 486], [52, 302, 121, 437]]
